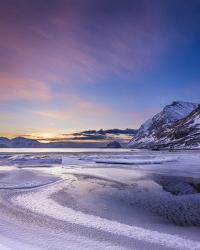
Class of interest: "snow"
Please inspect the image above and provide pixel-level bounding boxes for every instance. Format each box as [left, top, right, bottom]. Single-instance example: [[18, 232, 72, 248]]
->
[[62, 155, 176, 166], [0, 149, 200, 249], [162, 101, 198, 122], [95, 156, 176, 165], [0, 153, 62, 167], [0, 243, 12, 250], [129, 101, 199, 148], [135, 118, 153, 136], [13, 181, 200, 250], [190, 114, 200, 127], [62, 156, 85, 166]]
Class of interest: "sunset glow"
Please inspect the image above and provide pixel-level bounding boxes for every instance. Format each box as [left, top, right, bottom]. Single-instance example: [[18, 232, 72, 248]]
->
[[0, 0, 199, 142]]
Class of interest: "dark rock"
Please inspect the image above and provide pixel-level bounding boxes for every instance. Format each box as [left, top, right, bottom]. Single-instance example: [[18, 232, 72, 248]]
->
[[107, 141, 121, 148]]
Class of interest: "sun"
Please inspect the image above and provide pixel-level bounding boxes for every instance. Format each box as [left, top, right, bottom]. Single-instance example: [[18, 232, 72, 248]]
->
[[25, 132, 56, 142]]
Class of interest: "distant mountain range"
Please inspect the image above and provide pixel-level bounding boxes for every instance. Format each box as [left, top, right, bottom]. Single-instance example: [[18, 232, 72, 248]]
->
[[0, 137, 40, 148], [0, 128, 137, 148], [128, 101, 200, 149], [0, 136, 108, 148]]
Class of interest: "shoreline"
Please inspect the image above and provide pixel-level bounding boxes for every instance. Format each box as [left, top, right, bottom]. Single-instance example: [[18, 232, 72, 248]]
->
[[0, 150, 199, 249]]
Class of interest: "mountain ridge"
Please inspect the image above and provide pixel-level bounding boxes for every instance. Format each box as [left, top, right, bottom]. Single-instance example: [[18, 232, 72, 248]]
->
[[153, 104, 200, 149], [128, 101, 199, 149]]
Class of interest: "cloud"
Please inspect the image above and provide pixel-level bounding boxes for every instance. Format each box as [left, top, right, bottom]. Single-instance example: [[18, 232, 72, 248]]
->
[[32, 110, 67, 119], [21, 127, 135, 143], [73, 128, 136, 136], [71, 134, 107, 141], [0, 0, 172, 90], [34, 90, 117, 118], [1, 0, 198, 135], [66, 128, 136, 142], [0, 75, 52, 102]]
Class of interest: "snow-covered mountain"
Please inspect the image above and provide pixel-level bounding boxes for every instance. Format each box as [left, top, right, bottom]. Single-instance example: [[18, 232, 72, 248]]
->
[[154, 104, 200, 149], [0, 137, 40, 148], [128, 101, 199, 148], [11, 137, 40, 147], [0, 137, 11, 147]]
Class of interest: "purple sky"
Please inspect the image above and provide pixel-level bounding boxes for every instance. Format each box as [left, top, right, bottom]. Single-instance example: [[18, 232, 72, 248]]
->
[[0, 0, 200, 140]]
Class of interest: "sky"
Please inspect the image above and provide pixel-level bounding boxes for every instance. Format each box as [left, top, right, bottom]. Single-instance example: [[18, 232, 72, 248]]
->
[[0, 0, 200, 141]]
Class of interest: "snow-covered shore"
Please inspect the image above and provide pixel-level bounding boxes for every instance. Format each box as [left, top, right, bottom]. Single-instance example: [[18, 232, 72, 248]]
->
[[0, 149, 200, 249]]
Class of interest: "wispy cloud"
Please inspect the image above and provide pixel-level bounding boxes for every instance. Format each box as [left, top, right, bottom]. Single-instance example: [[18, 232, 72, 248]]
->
[[0, 0, 171, 96], [0, 0, 199, 136], [32, 110, 67, 119], [0, 75, 52, 102]]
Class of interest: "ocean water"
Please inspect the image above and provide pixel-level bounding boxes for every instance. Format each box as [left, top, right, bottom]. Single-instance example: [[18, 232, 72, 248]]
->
[[0, 148, 132, 153]]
